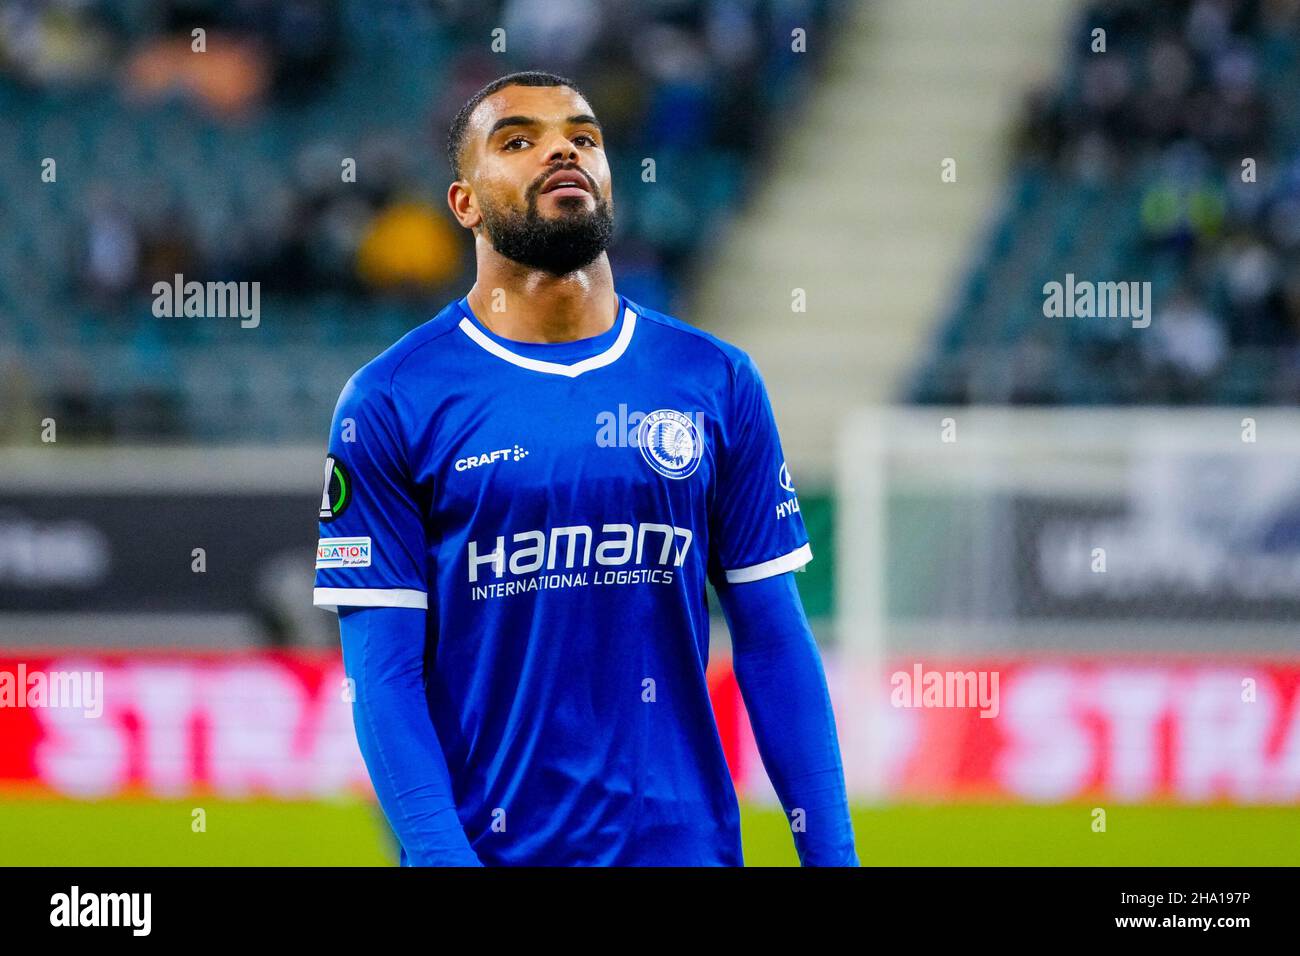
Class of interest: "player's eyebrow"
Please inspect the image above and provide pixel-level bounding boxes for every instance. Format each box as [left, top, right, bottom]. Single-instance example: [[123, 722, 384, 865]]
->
[[486, 114, 603, 141], [486, 115, 538, 139]]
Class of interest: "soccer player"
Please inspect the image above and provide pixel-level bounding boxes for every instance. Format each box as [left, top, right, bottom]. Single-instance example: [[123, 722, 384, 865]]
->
[[313, 71, 858, 866]]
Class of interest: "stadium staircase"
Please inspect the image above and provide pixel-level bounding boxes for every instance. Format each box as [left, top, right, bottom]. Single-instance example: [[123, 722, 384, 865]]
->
[[690, 0, 1075, 480]]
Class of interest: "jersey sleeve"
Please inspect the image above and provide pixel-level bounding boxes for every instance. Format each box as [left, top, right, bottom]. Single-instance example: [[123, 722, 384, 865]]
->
[[313, 371, 430, 613], [707, 351, 812, 586]]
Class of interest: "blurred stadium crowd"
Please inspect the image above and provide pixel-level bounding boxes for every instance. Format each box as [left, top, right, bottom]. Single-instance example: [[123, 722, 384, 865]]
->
[[913, 0, 1300, 405], [0, 0, 836, 442]]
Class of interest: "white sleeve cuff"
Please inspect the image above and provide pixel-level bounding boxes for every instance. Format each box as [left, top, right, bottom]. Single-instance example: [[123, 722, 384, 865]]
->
[[723, 542, 813, 584], [313, 587, 428, 613]]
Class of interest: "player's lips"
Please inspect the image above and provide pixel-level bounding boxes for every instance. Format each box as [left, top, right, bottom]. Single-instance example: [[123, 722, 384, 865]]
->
[[540, 168, 594, 198]]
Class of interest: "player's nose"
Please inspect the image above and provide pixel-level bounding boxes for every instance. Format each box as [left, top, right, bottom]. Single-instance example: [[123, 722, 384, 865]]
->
[[543, 135, 580, 166]]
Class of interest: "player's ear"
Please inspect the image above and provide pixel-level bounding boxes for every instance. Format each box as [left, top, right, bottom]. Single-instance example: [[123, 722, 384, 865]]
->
[[447, 179, 481, 230]]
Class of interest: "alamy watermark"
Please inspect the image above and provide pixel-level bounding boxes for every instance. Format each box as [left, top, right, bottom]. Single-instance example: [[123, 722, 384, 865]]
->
[[890, 663, 1000, 718], [1043, 273, 1151, 328], [595, 404, 705, 449], [152, 273, 260, 328], [50, 886, 150, 936], [597, 404, 707, 480], [0, 664, 103, 718]]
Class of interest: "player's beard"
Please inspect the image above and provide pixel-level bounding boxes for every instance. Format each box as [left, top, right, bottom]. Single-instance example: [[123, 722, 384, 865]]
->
[[479, 179, 614, 276]]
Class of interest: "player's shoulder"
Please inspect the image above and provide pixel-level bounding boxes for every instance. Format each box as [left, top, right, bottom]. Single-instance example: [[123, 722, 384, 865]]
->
[[340, 299, 466, 402], [627, 296, 759, 384]]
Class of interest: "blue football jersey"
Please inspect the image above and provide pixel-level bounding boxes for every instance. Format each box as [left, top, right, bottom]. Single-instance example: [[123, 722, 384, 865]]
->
[[313, 293, 811, 865]]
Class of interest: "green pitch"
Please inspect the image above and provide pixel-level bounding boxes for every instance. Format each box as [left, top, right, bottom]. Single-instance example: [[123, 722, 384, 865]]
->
[[0, 795, 1295, 866]]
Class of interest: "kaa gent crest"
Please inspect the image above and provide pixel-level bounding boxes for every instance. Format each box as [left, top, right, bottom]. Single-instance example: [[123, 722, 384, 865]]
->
[[637, 409, 703, 480]]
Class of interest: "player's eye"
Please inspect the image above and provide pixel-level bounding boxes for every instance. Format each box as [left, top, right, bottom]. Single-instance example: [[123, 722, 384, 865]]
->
[[502, 136, 530, 151], [573, 133, 598, 147]]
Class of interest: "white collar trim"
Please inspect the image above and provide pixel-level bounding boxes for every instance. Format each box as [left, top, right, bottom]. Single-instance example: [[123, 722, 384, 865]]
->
[[457, 306, 637, 378]]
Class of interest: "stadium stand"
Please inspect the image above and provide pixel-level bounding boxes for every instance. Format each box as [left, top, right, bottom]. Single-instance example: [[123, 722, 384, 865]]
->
[[910, 0, 1300, 407], [0, 0, 840, 442]]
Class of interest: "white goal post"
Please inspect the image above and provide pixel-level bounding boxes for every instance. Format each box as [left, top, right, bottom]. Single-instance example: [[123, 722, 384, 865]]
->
[[834, 407, 1300, 796]]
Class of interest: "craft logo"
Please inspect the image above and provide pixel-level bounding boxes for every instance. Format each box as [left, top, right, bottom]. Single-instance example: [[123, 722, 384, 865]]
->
[[456, 444, 530, 471]]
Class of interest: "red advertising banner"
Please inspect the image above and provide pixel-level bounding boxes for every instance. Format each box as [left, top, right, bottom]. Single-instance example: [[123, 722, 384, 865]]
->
[[3, 653, 1298, 804], [807, 658, 1300, 805], [0, 653, 747, 801], [0, 653, 368, 798]]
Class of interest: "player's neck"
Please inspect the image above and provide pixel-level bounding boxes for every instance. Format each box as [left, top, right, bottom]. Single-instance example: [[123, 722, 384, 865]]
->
[[465, 253, 619, 344]]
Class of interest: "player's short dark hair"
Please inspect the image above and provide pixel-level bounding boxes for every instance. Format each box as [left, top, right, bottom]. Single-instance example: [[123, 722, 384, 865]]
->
[[447, 71, 586, 180]]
